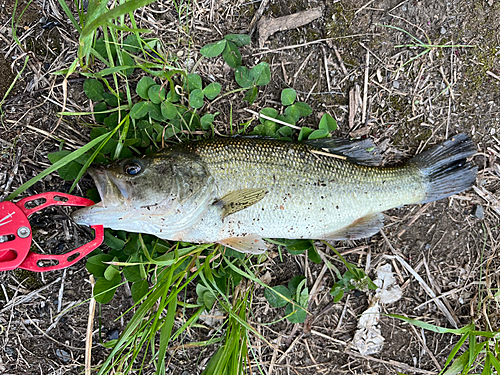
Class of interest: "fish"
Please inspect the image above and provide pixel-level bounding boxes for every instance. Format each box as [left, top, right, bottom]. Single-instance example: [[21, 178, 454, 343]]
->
[[71, 134, 477, 254]]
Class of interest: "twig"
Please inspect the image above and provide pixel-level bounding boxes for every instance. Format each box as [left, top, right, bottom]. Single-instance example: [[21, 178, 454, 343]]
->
[[1, 277, 62, 313], [345, 350, 437, 374], [277, 333, 302, 364], [244, 108, 301, 130], [85, 276, 96, 375], [57, 268, 67, 313], [252, 34, 381, 56], [397, 202, 431, 237], [361, 49, 370, 124]]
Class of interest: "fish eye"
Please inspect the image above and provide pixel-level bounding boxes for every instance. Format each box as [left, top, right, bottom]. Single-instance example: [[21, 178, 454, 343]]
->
[[123, 162, 142, 176]]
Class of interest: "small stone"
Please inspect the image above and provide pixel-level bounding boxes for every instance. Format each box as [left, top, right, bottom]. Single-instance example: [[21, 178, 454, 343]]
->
[[472, 204, 484, 220], [392, 81, 400, 89], [440, 26, 446, 34], [56, 348, 71, 363]]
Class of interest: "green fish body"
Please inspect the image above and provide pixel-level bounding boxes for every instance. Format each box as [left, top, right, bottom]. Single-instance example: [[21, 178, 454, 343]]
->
[[72, 135, 477, 253]]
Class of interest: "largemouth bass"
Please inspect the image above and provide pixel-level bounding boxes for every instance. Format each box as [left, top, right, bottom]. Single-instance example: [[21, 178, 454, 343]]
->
[[72, 135, 477, 254]]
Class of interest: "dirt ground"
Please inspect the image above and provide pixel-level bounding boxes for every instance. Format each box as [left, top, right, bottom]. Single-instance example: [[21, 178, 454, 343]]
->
[[1, 0, 500, 374]]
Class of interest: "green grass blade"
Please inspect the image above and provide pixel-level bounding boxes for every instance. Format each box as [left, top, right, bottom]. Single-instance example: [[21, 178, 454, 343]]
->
[[439, 331, 469, 373], [156, 296, 177, 375], [5, 131, 113, 201], [0, 55, 28, 113], [81, 0, 158, 40], [57, 0, 81, 32], [69, 116, 128, 192]]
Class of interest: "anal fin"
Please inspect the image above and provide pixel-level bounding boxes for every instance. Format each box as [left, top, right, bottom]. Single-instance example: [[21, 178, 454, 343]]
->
[[325, 213, 384, 240], [218, 234, 268, 254]]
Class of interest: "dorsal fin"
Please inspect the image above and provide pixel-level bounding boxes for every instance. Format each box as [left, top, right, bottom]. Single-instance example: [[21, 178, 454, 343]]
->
[[304, 138, 382, 166]]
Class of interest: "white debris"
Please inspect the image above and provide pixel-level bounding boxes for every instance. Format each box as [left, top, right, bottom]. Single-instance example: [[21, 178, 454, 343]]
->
[[352, 264, 403, 355]]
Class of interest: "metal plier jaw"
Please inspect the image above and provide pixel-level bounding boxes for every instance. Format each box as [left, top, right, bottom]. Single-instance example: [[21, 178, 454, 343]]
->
[[0, 192, 104, 272]]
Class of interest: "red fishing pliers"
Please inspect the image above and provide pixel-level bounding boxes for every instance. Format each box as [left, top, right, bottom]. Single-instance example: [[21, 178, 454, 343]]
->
[[0, 192, 104, 272]]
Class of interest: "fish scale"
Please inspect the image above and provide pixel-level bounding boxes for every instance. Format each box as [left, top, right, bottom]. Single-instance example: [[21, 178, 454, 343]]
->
[[72, 135, 477, 254]]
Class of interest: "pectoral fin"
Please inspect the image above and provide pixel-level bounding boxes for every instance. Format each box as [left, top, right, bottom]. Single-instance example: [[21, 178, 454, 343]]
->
[[218, 234, 268, 254], [326, 213, 384, 240], [214, 188, 268, 220]]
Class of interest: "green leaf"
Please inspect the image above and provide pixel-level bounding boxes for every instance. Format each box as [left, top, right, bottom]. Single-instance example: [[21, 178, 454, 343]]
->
[[84, 79, 105, 101], [166, 89, 180, 103], [284, 105, 301, 123], [203, 82, 221, 100], [200, 39, 226, 57], [149, 103, 164, 122], [104, 230, 126, 250], [123, 265, 143, 283], [298, 127, 314, 141], [234, 66, 253, 88], [94, 274, 121, 304], [285, 239, 313, 255], [123, 34, 141, 53], [104, 262, 120, 281], [285, 302, 307, 323], [250, 62, 271, 86], [222, 41, 241, 68], [264, 285, 291, 308], [224, 34, 251, 47], [330, 285, 345, 303], [130, 101, 150, 119], [308, 246, 322, 264], [136, 76, 156, 100], [281, 88, 297, 106], [187, 73, 202, 92], [131, 280, 149, 303], [86, 254, 114, 278], [294, 102, 312, 117], [200, 113, 215, 130], [277, 125, 294, 137], [47, 151, 83, 181], [161, 101, 178, 119], [288, 276, 306, 296], [259, 107, 278, 124], [121, 52, 135, 77], [319, 113, 337, 132], [263, 120, 278, 137], [93, 102, 108, 123], [147, 85, 166, 104], [243, 86, 258, 104], [308, 128, 329, 140], [189, 89, 205, 109]]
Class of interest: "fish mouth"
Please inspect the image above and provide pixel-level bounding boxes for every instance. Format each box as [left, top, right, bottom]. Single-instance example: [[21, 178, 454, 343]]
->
[[88, 167, 130, 207], [71, 167, 130, 226]]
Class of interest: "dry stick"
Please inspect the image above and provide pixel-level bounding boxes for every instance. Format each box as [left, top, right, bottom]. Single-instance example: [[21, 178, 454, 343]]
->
[[277, 333, 302, 364], [355, 0, 377, 14], [321, 46, 331, 92], [1, 277, 62, 313], [361, 49, 370, 125], [248, 0, 270, 37], [244, 108, 301, 130], [487, 70, 500, 81], [57, 268, 67, 313], [257, 6, 323, 47], [268, 335, 281, 375], [253, 34, 379, 56], [397, 202, 431, 237], [293, 51, 313, 83], [333, 45, 348, 75], [380, 230, 458, 328], [85, 276, 96, 375], [345, 350, 437, 375], [408, 318, 443, 371]]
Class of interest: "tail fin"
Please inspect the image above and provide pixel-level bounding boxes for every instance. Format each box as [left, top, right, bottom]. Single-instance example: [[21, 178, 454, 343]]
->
[[410, 133, 477, 203]]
